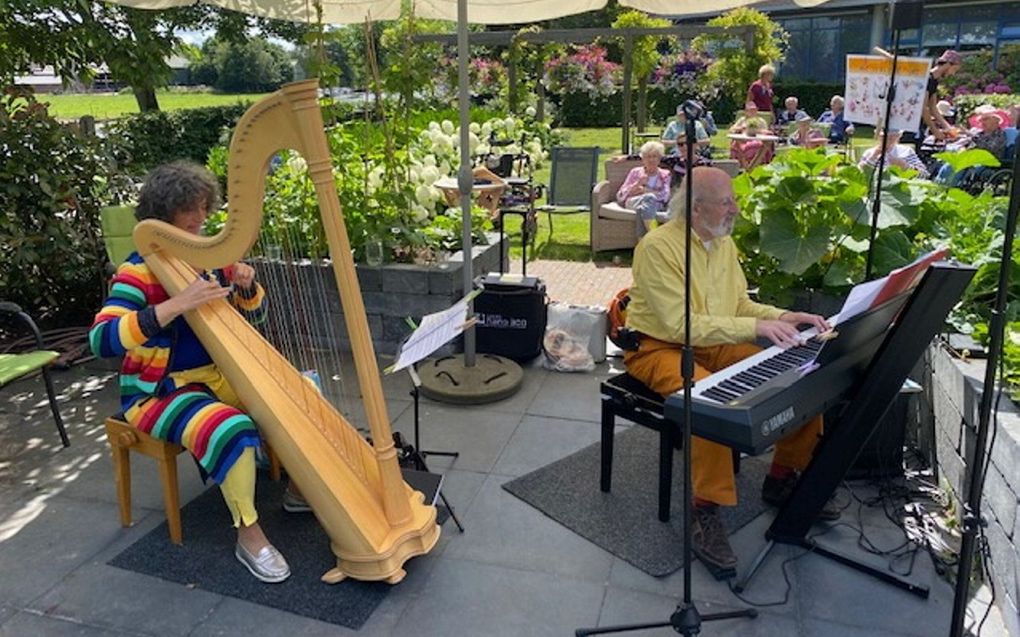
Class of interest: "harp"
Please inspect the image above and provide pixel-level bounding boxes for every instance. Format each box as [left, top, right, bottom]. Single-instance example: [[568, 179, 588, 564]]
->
[[132, 79, 439, 584]]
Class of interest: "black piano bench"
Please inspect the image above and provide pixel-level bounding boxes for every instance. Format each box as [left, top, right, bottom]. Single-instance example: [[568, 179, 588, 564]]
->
[[600, 372, 739, 522]]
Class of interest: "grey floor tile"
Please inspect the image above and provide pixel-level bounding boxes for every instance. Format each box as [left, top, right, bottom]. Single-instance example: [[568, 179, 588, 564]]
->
[[393, 558, 604, 637], [186, 598, 348, 637], [429, 468, 487, 549], [595, 586, 793, 637], [492, 414, 604, 477], [526, 361, 624, 423], [801, 618, 930, 637], [0, 607, 16, 628], [442, 475, 614, 582], [26, 562, 222, 637], [0, 611, 143, 637], [0, 495, 124, 607], [390, 404, 522, 473]]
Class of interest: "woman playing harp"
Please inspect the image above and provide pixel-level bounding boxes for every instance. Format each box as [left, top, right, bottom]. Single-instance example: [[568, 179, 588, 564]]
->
[[89, 161, 309, 584]]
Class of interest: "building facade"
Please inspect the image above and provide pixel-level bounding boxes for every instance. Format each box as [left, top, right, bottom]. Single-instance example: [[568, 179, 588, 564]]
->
[[681, 0, 1020, 84]]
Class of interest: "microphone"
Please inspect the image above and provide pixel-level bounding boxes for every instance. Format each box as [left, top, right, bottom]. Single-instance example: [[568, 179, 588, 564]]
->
[[682, 100, 705, 120]]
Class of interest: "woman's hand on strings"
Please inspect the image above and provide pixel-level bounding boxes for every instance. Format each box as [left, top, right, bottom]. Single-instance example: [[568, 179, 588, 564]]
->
[[155, 277, 230, 327], [230, 262, 256, 290]]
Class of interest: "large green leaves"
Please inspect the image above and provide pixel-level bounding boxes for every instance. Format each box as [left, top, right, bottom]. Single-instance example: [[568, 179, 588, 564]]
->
[[759, 207, 830, 275], [934, 148, 1001, 172]]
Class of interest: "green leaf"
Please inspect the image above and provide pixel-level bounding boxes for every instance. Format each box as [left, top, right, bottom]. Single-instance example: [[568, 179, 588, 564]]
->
[[933, 148, 1001, 172], [870, 230, 914, 275], [759, 208, 831, 275], [776, 176, 813, 204], [823, 258, 858, 287]]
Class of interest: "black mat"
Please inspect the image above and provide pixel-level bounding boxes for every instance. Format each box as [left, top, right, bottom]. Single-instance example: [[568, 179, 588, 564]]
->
[[503, 426, 772, 577], [109, 475, 445, 630]]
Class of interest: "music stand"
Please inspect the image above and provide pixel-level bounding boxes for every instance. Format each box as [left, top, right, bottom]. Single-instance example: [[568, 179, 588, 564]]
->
[[385, 297, 481, 533], [575, 101, 757, 637]]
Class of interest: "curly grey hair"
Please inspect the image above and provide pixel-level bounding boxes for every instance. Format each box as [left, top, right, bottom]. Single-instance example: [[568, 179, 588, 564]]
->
[[135, 161, 220, 223]]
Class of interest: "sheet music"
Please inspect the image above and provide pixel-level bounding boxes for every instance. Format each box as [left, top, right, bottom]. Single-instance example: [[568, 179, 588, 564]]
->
[[835, 247, 949, 324], [388, 292, 478, 372]]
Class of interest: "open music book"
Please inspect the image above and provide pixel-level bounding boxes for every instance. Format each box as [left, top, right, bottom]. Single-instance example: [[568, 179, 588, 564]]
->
[[835, 247, 950, 324]]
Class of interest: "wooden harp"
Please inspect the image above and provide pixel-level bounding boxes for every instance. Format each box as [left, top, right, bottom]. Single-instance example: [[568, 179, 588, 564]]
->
[[132, 79, 439, 584]]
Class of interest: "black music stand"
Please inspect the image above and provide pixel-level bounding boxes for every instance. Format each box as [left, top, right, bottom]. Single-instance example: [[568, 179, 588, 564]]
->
[[395, 366, 464, 533], [735, 262, 976, 597], [575, 101, 757, 637]]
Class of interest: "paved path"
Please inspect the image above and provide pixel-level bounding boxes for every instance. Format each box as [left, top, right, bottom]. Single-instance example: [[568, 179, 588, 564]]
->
[[513, 259, 632, 307]]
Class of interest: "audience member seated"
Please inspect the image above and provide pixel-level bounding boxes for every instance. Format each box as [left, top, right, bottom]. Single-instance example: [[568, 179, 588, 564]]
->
[[729, 102, 773, 170], [776, 96, 807, 128], [967, 105, 1010, 162], [788, 113, 828, 149], [858, 129, 929, 179], [617, 141, 673, 238], [662, 104, 711, 158], [818, 95, 855, 143], [703, 110, 719, 136]]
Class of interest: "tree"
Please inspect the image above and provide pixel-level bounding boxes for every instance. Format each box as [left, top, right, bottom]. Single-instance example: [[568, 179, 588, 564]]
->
[[194, 37, 292, 93], [692, 7, 788, 107], [611, 10, 672, 131]]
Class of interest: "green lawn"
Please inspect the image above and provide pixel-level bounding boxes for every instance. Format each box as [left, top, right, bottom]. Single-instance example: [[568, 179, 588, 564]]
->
[[41, 91, 269, 120]]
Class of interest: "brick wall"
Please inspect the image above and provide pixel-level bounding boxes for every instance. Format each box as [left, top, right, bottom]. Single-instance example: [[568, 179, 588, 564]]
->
[[927, 344, 1020, 636]]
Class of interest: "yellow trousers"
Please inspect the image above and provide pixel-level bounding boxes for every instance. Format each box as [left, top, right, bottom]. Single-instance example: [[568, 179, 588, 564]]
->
[[169, 365, 259, 528], [624, 338, 823, 506]]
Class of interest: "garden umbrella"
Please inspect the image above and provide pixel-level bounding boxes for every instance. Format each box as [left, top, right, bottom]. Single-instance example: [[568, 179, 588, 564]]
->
[[106, 0, 832, 396]]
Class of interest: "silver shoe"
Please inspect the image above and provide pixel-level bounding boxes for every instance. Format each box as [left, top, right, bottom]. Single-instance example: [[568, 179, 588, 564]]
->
[[235, 542, 291, 583], [282, 489, 312, 514]]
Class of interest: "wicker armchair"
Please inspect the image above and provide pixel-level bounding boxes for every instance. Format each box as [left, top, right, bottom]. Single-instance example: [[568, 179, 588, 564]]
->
[[590, 158, 643, 253]]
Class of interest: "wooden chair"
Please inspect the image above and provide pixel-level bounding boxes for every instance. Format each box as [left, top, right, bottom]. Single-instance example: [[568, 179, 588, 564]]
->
[[104, 414, 283, 544], [97, 205, 281, 544], [0, 302, 70, 447]]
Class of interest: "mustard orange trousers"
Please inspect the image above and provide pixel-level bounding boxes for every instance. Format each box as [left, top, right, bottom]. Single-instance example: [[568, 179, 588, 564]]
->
[[624, 337, 823, 506]]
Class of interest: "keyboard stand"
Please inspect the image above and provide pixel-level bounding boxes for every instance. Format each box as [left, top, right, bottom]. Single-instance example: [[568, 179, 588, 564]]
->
[[736, 262, 975, 597]]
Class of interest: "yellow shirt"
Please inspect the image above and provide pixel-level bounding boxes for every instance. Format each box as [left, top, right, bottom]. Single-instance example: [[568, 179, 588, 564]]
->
[[625, 220, 785, 346]]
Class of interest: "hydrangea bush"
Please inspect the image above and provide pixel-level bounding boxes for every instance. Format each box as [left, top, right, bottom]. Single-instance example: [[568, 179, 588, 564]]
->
[[206, 111, 553, 264]]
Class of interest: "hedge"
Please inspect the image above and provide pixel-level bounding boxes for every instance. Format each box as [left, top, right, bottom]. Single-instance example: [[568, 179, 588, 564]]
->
[[103, 104, 251, 175], [554, 88, 740, 129]]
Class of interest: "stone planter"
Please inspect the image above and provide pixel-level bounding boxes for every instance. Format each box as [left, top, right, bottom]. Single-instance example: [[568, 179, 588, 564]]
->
[[253, 234, 507, 356], [922, 342, 1020, 637]]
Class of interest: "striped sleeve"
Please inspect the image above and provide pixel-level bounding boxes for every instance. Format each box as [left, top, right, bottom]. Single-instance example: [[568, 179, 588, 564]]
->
[[89, 261, 162, 357], [230, 282, 267, 326]]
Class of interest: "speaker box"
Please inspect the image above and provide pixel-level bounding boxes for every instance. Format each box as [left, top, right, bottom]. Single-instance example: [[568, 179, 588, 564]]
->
[[892, 0, 923, 31], [825, 392, 912, 480]]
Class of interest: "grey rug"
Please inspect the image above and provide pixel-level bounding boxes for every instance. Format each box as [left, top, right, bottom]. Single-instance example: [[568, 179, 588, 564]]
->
[[109, 475, 446, 630], [503, 426, 772, 577]]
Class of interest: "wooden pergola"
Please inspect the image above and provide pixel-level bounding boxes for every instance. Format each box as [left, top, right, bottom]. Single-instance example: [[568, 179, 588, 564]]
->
[[413, 25, 755, 154]]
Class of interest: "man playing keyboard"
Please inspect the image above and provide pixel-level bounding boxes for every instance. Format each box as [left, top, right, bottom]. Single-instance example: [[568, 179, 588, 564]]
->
[[623, 166, 840, 579]]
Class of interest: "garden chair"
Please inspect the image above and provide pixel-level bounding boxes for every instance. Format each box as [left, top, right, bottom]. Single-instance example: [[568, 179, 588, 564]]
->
[[97, 205, 280, 544], [0, 302, 71, 447], [537, 146, 600, 238]]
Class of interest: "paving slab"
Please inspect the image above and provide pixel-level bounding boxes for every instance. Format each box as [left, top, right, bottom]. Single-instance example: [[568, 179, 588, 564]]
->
[[26, 560, 223, 637], [392, 557, 604, 637], [390, 404, 522, 474], [595, 585, 796, 637], [0, 493, 125, 608], [527, 360, 624, 423], [491, 413, 607, 477], [442, 475, 614, 582], [0, 611, 144, 637]]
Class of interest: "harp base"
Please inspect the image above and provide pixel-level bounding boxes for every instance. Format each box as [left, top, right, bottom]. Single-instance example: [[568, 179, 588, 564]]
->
[[417, 354, 524, 405]]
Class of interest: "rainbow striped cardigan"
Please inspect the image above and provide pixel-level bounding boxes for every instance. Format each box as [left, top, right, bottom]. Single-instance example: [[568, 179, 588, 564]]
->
[[89, 252, 267, 414]]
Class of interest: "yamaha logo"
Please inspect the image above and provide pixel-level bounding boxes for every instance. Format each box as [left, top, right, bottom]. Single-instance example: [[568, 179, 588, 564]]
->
[[761, 407, 795, 438]]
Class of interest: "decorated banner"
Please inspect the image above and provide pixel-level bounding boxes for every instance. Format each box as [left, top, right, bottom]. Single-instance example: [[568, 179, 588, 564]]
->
[[844, 55, 932, 133]]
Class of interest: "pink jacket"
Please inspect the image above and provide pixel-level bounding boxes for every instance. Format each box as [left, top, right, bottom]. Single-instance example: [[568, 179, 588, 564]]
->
[[616, 166, 672, 206]]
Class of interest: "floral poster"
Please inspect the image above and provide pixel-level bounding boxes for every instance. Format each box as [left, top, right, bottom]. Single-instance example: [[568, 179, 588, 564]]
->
[[844, 55, 932, 133]]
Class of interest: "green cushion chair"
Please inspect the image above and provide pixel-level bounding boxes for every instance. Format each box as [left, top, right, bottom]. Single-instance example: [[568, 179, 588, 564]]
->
[[0, 302, 70, 447], [100, 204, 139, 267]]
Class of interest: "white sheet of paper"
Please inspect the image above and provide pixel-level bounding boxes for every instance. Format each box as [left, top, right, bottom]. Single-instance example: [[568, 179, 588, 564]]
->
[[837, 276, 887, 324], [390, 299, 471, 372]]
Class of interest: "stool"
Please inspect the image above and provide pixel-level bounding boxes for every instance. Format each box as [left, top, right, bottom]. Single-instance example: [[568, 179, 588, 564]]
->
[[104, 416, 282, 544], [600, 373, 739, 522]]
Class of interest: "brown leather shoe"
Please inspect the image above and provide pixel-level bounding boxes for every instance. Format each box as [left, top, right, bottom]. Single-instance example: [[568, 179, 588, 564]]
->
[[761, 473, 842, 521], [690, 505, 738, 580]]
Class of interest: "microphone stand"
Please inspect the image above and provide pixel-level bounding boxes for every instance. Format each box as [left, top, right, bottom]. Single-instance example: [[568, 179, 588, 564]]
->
[[865, 31, 901, 281], [575, 102, 757, 637], [948, 117, 1020, 637]]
